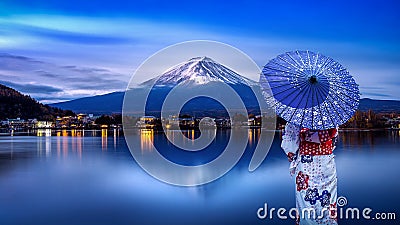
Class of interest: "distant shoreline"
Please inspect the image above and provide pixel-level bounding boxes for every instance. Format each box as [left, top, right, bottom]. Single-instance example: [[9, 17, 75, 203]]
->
[[1, 127, 397, 134]]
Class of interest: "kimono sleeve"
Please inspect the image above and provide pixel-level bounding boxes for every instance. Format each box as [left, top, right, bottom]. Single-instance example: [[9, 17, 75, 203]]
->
[[330, 127, 339, 149], [281, 123, 300, 155], [328, 127, 338, 138]]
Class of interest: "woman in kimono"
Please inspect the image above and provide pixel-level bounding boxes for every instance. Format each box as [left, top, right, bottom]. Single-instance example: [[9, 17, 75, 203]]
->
[[282, 122, 338, 225]]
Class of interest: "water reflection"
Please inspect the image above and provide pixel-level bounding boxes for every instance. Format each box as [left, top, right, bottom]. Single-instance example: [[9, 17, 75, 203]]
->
[[339, 129, 400, 150], [114, 129, 118, 150], [36, 130, 52, 157], [62, 130, 68, 157], [2, 129, 123, 160], [248, 128, 261, 145], [389, 129, 400, 143], [102, 129, 108, 151], [37, 129, 52, 137], [179, 129, 200, 143], [140, 129, 154, 153]]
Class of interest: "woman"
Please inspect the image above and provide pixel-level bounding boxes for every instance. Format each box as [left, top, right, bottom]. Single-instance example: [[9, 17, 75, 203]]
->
[[282, 122, 338, 225]]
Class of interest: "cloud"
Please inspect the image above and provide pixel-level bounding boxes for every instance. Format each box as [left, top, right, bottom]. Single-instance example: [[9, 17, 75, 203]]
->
[[1, 22, 131, 45], [33, 69, 126, 90], [0, 80, 63, 93], [0, 53, 128, 103], [0, 53, 44, 71], [362, 92, 392, 98], [0, 15, 220, 50], [360, 85, 399, 100]]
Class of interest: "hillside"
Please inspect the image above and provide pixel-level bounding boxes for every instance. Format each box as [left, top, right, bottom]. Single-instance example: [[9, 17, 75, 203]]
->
[[50, 91, 124, 114], [0, 83, 74, 120], [358, 98, 400, 113]]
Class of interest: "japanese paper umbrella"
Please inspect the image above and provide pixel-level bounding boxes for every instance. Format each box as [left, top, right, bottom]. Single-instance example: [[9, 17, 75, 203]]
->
[[260, 50, 360, 130]]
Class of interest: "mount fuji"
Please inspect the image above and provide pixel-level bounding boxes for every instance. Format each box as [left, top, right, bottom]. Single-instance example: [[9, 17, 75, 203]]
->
[[50, 57, 262, 116], [142, 56, 257, 87]]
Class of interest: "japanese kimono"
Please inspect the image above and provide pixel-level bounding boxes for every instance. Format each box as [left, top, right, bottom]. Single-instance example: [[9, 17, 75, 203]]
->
[[281, 123, 338, 225]]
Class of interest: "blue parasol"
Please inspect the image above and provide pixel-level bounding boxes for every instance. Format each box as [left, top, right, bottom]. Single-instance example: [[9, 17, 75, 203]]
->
[[260, 50, 360, 130]]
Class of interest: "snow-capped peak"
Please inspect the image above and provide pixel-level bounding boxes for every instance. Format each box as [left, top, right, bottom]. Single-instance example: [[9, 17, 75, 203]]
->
[[188, 56, 215, 63], [143, 56, 257, 87]]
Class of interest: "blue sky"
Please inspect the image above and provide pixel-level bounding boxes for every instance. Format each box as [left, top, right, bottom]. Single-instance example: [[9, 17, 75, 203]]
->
[[0, 0, 399, 103]]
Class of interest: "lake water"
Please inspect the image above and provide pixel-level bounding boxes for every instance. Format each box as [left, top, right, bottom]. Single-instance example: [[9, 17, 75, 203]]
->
[[0, 129, 399, 225]]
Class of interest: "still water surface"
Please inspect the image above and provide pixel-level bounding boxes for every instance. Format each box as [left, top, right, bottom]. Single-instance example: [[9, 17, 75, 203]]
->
[[0, 129, 399, 225]]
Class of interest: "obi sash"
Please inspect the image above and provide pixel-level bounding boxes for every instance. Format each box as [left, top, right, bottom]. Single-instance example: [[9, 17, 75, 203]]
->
[[299, 128, 337, 156]]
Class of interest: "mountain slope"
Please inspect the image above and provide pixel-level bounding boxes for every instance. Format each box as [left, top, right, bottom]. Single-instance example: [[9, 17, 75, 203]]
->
[[50, 91, 124, 114], [0, 83, 74, 120]]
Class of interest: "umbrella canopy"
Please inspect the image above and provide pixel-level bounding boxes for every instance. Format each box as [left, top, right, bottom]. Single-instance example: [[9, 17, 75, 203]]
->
[[260, 50, 360, 130]]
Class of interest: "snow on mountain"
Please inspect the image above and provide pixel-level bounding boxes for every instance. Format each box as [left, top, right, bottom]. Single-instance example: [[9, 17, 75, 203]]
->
[[142, 56, 257, 87]]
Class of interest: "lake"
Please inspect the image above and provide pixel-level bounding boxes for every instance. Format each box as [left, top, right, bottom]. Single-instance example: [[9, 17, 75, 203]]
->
[[0, 129, 399, 225]]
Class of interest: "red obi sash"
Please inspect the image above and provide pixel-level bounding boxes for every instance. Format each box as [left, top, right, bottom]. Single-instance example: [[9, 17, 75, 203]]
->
[[299, 128, 336, 156]]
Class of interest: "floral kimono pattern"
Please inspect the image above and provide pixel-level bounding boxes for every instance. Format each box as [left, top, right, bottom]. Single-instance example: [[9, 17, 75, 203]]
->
[[282, 123, 338, 225]]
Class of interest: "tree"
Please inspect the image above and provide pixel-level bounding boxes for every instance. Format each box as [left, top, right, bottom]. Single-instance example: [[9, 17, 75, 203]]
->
[[95, 115, 114, 125]]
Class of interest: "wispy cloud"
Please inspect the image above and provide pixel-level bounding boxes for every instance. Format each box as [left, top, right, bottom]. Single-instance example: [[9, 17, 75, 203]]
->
[[1, 22, 131, 45], [362, 92, 392, 98], [0, 80, 63, 93], [0, 53, 127, 103]]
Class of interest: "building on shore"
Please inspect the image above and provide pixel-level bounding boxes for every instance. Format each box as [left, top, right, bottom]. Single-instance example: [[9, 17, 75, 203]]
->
[[137, 116, 157, 129], [35, 121, 53, 128]]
